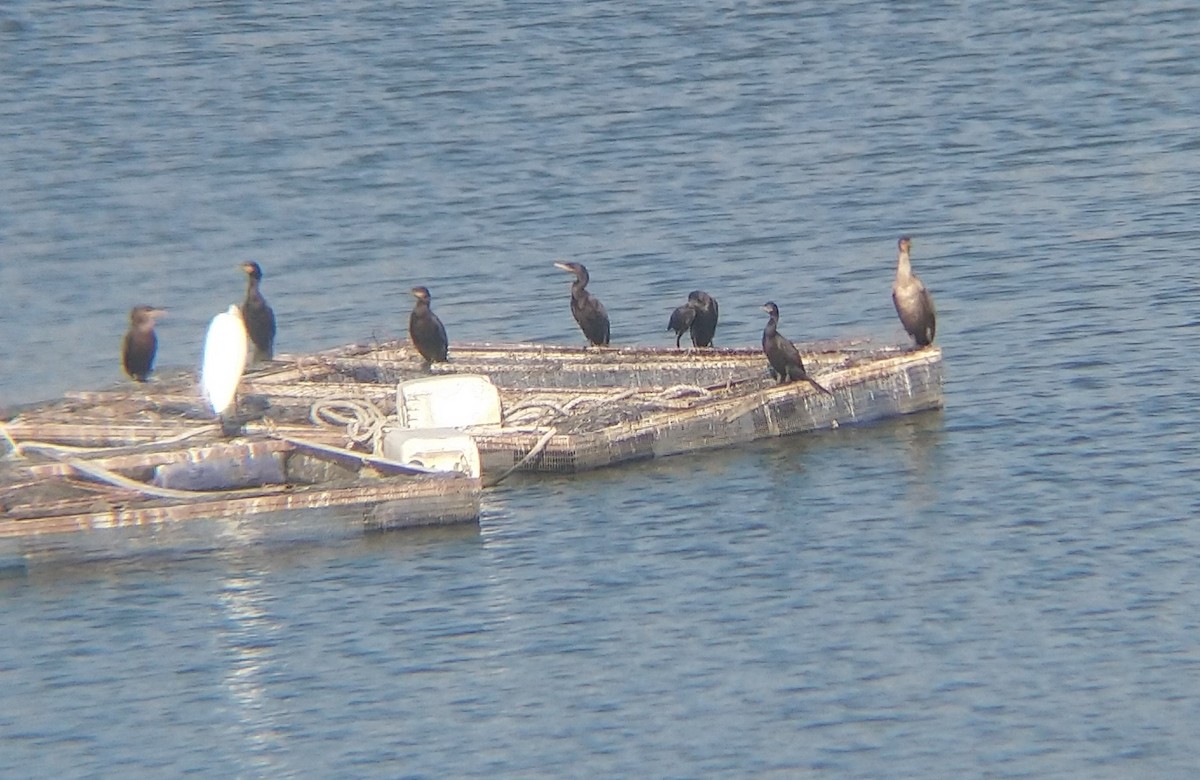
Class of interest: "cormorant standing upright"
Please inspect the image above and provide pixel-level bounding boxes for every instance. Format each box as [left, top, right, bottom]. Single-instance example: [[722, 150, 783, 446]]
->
[[121, 305, 166, 382], [408, 286, 449, 367], [240, 261, 276, 362], [891, 236, 936, 347], [760, 302, 833, 395], [553, 261, 610, 347]]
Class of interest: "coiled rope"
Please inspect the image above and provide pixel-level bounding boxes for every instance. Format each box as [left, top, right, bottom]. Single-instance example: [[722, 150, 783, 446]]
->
[[309, 397, 390, 453]]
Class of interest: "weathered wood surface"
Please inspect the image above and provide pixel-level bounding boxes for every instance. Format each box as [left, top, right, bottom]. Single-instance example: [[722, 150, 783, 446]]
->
[[22, 439, 295, 479], [1, 338, 942, 537], [466, 345, 943, 473], [0, 475, 481, 539]]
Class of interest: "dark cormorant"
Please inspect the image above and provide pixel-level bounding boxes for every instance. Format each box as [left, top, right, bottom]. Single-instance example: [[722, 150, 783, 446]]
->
[[667, 301, 696, 347], [686, 290, 718, 348], [892, 236, 936, 347], [121, 305, 166, 382], [408, 286, 449, 367], [666, 290, 719, 348], [554, 261, 610, 347], [760, 302, 833, 395], [240, 261, 276, 362]]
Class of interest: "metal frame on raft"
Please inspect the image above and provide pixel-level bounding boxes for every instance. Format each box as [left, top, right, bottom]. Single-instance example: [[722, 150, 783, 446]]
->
[[464, 345, 943, 474], [0, 338, 943, 540]]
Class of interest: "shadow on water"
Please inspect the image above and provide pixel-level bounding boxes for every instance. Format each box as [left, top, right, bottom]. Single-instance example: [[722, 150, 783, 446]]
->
[[483, 408, 946, 529]]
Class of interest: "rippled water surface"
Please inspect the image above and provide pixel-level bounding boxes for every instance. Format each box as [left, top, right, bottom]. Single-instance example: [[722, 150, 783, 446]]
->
[[4, 1, 1200, 776]]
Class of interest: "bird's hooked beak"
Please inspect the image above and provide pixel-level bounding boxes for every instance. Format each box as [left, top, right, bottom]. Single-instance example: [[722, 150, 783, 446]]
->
[[148, 308, 168, 320], [553, 261, 572, 273]]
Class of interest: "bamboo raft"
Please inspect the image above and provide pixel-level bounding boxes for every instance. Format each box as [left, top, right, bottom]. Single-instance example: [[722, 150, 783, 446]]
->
[[1, 338, 942, 541]]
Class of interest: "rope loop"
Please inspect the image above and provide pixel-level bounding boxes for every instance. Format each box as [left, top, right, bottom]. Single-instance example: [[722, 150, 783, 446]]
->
[[310, 397, 390, 452]]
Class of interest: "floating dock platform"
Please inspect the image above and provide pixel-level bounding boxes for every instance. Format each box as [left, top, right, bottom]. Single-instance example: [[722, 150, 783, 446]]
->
[[1, 339, 942, 541]]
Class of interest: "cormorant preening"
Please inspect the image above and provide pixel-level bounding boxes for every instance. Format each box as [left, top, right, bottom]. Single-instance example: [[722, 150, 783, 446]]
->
[[240, 261, 276, 362], [408, 286, 449, 367], [687, 290, 718, 347], [121, 306, 166, 382], [667, 301, 696, 347], [667, 290, 719, 348], [760, 302, 833, 395], [892, 236, 936, 347], [554, 261, 610, 347]]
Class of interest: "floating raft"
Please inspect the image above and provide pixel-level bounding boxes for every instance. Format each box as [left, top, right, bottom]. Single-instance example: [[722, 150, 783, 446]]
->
[[443, 342, 943, 474], [1, 338, 942, 539], [0, 433, 480, 540]]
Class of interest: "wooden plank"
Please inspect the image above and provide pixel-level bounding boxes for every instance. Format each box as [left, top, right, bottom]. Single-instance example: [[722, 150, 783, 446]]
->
[[3, 488, 149, 519], [0, 476, 481, 538], [22, 439, 295, 479], [2, 421, 204, 447]]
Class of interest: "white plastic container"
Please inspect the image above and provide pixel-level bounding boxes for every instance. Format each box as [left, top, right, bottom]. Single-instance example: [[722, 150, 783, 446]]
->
[[380, 427, 481, 479], [396, 374, 502, 429]]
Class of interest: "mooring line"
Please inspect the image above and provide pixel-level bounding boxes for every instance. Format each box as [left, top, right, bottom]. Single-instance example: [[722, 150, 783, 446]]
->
[[485, 426, 558, 487]]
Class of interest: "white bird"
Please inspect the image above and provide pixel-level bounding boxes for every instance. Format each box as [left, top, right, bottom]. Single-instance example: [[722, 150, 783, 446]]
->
[[201, 304, 248, 431]]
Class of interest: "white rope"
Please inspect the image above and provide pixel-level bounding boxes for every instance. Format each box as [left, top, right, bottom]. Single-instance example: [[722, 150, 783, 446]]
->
[[502, 384, 712, 427], [35, 450, 269, 500], [0, 421, 22, 458], [503, 401, 573, 425], [485, 426, 558, 487], [562, 387, 638, 411], [309, 397, 390, 452], [655, 384, 711, 400], [8, 425, 216, 460]]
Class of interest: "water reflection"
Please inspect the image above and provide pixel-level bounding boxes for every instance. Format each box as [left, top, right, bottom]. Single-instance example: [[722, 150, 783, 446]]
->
[[883, 411, 945, 508], [216, 562, 288, 776]]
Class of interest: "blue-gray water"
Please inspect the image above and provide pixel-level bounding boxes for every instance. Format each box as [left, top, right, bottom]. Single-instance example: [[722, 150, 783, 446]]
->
[[3, 1, 1200, 776]]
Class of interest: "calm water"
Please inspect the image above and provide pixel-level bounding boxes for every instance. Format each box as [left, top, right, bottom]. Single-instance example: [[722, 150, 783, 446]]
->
[[3, 0, 1200, 776]]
